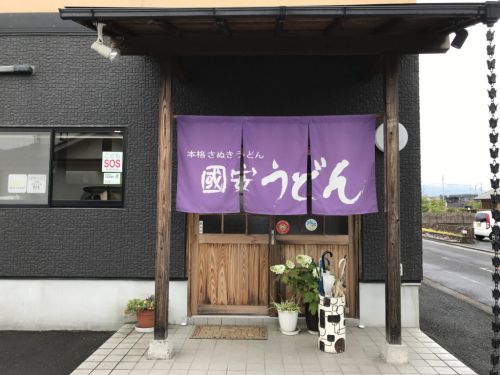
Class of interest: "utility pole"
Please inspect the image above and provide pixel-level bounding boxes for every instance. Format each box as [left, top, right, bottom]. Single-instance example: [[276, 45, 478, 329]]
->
[[441, 175, 445, 202]]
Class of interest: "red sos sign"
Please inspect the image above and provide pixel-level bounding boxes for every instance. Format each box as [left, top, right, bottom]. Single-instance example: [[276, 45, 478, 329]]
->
[[103, 159, 121, 168], [102, 152, 123, 172]]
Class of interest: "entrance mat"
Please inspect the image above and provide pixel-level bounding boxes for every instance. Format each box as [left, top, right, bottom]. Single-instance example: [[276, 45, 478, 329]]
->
[[191, 325, 268, 340]]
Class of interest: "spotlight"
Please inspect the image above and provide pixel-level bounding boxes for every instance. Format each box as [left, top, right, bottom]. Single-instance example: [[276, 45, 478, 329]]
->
[[451, 28, 469, 49], [0, 65, 34, 75], [91, 23, 120, 61]]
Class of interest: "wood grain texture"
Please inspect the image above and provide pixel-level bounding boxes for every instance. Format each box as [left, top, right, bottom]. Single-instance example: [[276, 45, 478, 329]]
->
[[154, 60, 173, 340], [277, 240, 357, 317], [196, 243, 269, 310], [276, 234, 349, 245], [197, 305, 269, 315], [190, 217, 359, 318], [199, 234, 268, 244], [186, 214, 194, 317], [119, 34, 450, 56], [384, 54, 402, 345]]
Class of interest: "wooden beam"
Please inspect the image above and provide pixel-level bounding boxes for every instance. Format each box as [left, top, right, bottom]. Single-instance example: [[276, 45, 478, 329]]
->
[[105, 22, 135, 37], [199, 234, 268, 244], [274, 19, 285, 36], [268, 217, 279, 317], [322, 17, 343, 36], [275, 234, 349, 245], [198, 304, 269, 315], [370, 18, 404, 35], [158, 20, 180, 36], [116, 34, 450, 56], [216, 19, 232, 37], [384, 54, 402, 346], [154, 59, 173, 341]]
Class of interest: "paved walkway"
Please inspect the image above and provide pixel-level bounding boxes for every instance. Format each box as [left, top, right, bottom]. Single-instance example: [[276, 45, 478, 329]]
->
[[71, 324, 477, 375]]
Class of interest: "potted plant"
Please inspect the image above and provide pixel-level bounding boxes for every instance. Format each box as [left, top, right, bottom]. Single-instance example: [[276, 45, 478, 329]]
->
[[125, 295, 155, 329], [270, 255, 321, 333], [271, 299, 300, 334]]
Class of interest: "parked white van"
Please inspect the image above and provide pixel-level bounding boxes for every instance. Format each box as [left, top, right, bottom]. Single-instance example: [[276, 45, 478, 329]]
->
[[473, 210, 494, 240]]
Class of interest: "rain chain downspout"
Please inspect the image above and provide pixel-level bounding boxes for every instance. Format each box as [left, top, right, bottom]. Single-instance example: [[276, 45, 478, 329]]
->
[[488, 25, 500, 375]]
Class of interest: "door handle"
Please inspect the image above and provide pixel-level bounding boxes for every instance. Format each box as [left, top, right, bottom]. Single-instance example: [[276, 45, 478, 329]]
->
[[270, 229, 275, 245]]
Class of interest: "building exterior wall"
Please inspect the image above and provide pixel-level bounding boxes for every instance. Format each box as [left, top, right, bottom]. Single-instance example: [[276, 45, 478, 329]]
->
[[174, 55, 422, 283], [0, 31, 185, 280], [1, 19, 422, 282], [359, 282, 420, 327], [0, 280, 188, 330], [0, 14, 422, 328]]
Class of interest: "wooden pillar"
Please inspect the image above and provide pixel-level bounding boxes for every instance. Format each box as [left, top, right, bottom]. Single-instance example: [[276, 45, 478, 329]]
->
[[384, 54, 402, 345], [154, 59, 173, 341]]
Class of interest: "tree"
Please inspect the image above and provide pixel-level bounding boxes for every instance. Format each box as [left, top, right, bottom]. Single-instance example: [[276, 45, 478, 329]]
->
[[422, 195, 446, 213], [465, 199, 481, 210]]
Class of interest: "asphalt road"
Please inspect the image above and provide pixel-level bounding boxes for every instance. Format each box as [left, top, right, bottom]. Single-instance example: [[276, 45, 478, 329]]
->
[[420, 282, 491, 375], [464, 238, 494, 253], [0, 331, 112, 375], [423, 238, 493, 306]]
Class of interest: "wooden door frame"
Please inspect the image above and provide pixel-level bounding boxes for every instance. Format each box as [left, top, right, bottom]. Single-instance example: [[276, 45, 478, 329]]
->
[[187, 213, 361, 317], [187, 213, 269, 316]]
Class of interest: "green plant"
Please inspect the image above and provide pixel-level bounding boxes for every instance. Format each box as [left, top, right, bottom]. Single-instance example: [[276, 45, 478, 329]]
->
[[270, 299, 300, 312], [421, 195, 446, 213], [125, 295, 155, 313], [270, 254, 320, 315]]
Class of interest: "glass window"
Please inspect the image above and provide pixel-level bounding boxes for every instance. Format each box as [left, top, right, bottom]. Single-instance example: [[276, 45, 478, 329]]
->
[[52, 131, 124, 205], [325, 216, 349, 235], [0, 131, 51, 205], [248, 215, 269, 234], [199, 215, 221, 233], [223, 214, 246, 234]]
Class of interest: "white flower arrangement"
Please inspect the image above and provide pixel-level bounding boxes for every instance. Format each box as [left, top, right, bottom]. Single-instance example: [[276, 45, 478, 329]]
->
[[312, 267, 319, 278], [270, 264, 286, 274], [296, 254, 312, 267], [270, 254, 320, 315]]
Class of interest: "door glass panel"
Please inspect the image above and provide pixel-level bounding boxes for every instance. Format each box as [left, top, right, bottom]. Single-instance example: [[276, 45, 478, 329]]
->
[[248, 215, 269, 234], [199, 215, 221, 233], [223, 214, 246, 234], [325, 216, 348, 235]]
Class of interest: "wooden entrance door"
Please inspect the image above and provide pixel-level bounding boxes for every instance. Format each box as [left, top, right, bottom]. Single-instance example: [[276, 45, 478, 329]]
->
[[188, 213, 270, 315], [269, 215, 359, 318], [188, 214, 359, 317]]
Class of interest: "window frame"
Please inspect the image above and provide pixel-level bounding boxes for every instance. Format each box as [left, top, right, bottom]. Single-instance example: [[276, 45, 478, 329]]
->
[[0, 127, 127, 208], [51, 127, 127, 208], [198, 213, 349, 236]]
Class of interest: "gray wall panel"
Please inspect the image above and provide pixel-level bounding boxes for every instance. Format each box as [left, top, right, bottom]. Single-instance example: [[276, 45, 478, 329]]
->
[[0, 34, 187, 279], [173, 55, 421, 282], [1, 34, 421, 282]]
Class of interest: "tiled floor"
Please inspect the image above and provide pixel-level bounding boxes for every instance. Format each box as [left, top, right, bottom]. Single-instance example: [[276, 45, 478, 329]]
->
[[71, 324, 477, 375]]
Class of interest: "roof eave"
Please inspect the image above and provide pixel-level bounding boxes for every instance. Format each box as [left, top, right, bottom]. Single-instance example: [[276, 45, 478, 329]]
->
[[59, 3, 499, 21]]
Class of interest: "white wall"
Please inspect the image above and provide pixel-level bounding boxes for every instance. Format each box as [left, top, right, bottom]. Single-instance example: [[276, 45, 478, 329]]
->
[[359, 282, 420, 327], [0, 279, 418, 330], [0, 280, 187, 330]]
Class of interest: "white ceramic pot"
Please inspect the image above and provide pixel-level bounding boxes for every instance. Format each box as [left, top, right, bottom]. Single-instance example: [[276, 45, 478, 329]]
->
[[278, 310, 299, 332]]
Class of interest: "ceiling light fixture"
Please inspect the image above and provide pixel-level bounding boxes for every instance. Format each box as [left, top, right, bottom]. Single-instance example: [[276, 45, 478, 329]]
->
[[0, 65, 34, 75], [91, 23, 120, 61]]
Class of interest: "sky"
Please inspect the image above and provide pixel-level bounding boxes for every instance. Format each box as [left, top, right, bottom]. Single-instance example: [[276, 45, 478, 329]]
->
[[419, 1, 498, 194]]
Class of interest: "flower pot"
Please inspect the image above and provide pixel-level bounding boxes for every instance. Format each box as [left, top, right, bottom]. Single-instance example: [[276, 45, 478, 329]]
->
[[136, 309, 154, 328], [304, 303, 319, 333], [278, 311, 299, 333]]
